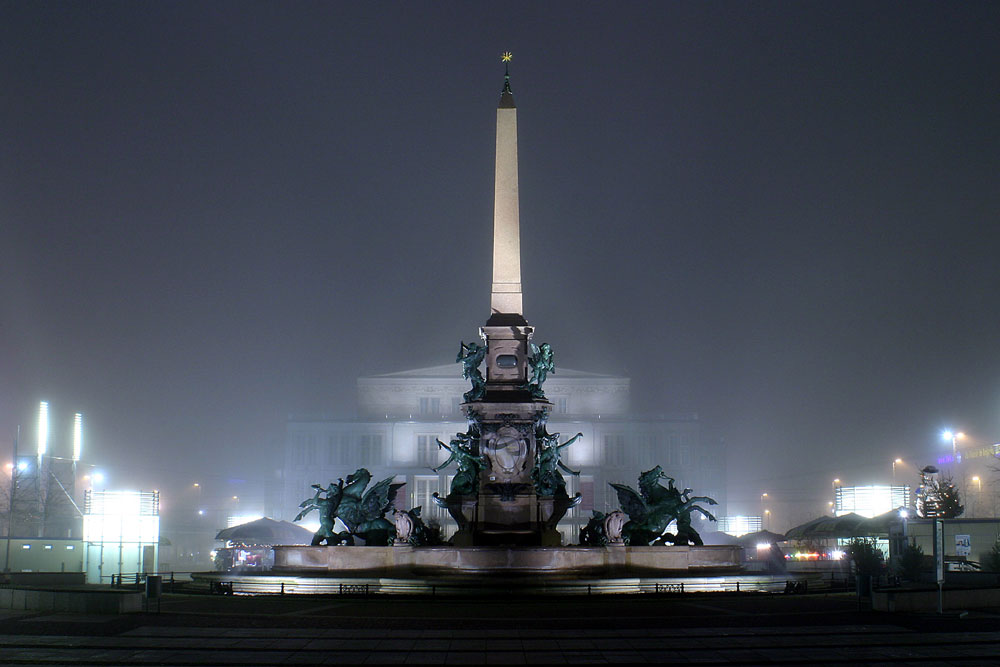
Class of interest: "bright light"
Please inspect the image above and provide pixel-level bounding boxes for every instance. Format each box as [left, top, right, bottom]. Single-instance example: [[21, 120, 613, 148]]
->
[[831, 550, 845, 560], [942, 430, 953, 441], [756, 543, 771, 550], [899, 509, 909, 518], [193, 482, 200, 487], [972, 476, 980, 482], [37, 401, 49, 458], [232, 495, 239, 501], [942, 430, 966, 442], [17, 460, 28, 472], [92, 471, 105, 486], [717, 516, 762, 537], [73, 412, 83, 461], [226, 514, 263, 528], [835, 485, 910, 518], [895, 458, 903, 464], [4, 462, 11, 471], [198, 509, 205, 516]]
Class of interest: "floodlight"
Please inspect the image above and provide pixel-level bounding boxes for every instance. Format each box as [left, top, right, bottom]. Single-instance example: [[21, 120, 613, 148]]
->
[[942, 430, 953, 441], [73, 413, 83, 461], [37, 401, 48, 457], [92, 471, 105, 485], [17, 460, 28, 472], [756, 543, 771, 550], [899, 509, 909, 518]]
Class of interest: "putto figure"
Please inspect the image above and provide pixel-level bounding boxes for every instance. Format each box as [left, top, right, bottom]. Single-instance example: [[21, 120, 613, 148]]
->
[[532, 430, 582, 497], [457, 341, 487, 402], [432, 432, 487, 496], [525, 342, 554, 398]]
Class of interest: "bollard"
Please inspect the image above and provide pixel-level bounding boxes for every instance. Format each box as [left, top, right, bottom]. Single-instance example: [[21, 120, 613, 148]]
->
[[280, 582, 285, 595], [736, 581, 740, 593]]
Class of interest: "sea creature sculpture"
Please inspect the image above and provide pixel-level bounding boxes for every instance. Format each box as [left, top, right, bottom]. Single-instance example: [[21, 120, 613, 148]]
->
[[295, 468, 404, 546], [610, 465, 718, 546]]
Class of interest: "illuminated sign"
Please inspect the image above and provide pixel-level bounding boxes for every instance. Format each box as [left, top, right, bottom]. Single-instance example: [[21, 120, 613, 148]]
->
[[834, 485, 910, 518], [717, 515, 762, 537]]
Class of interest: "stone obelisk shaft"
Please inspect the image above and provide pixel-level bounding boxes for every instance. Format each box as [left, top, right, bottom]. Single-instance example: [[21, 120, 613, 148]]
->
[[491, 79, 522, 316]]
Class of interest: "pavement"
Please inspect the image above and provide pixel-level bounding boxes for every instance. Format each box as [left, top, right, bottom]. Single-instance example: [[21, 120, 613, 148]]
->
[[2, 591, 1000, 664]]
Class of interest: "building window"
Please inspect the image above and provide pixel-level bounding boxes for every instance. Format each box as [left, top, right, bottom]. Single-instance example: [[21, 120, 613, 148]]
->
[[337, 434, 351, 465], [604, 434, 626, 468], [327, 435, 338, 465], [419, 397, 441, 416], [414, 476, 443, 521], [360, 434, 384, 465], [579, 477, 594, 512], [294, 438, 306, 466], [679, 445, 691, 467], [556, 397, 568, 414], [417, 435, 440, 467]]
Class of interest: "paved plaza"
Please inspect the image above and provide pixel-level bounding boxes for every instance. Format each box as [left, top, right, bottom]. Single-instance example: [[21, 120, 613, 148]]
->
[[2, 591, 1000, 664]]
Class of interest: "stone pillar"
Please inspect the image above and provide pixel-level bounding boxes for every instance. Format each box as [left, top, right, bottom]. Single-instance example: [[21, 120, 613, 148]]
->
[[490, 78, 522, 316]]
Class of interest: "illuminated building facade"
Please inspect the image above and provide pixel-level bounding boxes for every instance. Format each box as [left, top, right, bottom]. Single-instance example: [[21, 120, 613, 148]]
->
[[82, 490, 160, 583], [834, 485, 910, 519], [716, 515, 762, 537]]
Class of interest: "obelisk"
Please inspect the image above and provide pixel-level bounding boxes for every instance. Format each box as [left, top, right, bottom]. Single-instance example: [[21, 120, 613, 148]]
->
[[490, 57, 522, 316], [481, 53, 534, 391]]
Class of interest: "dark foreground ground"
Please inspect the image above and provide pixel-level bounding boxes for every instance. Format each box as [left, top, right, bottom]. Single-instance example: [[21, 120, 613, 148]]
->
[[2, 590, 1000, 664]]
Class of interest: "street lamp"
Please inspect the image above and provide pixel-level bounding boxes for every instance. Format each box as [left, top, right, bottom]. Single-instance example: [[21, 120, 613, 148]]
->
[[764, 509, 771, 530], [942, 430, 965, 461], [892, 458, 903, 483]]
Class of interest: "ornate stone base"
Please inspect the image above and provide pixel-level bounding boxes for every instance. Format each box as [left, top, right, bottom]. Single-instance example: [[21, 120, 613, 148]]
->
[[272, 544, 742, 576]]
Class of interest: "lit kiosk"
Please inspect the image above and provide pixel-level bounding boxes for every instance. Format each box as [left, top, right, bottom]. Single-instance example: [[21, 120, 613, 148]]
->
[[442, 57, 580, 546]]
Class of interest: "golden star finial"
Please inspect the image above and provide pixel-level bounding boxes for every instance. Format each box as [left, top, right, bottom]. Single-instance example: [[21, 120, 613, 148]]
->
[[502, 52, 513, 63]]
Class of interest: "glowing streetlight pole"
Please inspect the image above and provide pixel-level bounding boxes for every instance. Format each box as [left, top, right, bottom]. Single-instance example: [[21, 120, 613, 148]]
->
[[892, 458, 903, 483], [37, 402, 48, 460], [942, 430, 965, 461], [72, 413, 83, 462]]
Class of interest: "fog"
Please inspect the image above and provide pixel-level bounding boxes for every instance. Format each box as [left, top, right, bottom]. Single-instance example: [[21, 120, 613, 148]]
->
[[2, 2, 998, 531]]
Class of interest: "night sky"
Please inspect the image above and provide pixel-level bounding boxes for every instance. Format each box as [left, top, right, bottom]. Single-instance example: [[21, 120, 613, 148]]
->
[[2, 2, 998, 525]]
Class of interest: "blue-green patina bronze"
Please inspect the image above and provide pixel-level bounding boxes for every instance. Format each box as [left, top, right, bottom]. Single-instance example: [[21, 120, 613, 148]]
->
[[457, 341, 487, 402], [295, 468, 404, 546], [432, 430, 486, 496], [532, 429, 582, 497], [524, 342, 554, 398], [582, 465, 718, 546]]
